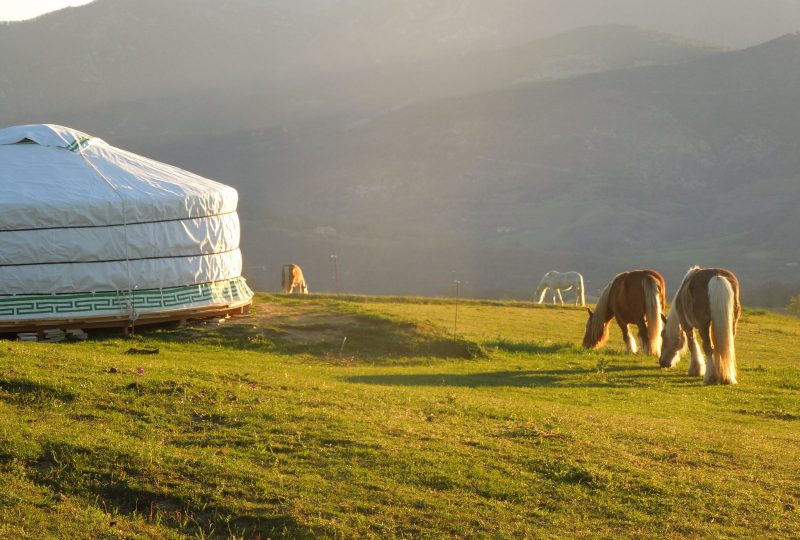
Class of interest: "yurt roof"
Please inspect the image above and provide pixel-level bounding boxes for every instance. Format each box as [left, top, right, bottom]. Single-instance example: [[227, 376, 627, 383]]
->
[[0, 124, 238, 231]]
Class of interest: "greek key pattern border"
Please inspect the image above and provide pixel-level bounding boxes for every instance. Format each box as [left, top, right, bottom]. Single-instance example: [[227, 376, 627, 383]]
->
[[0, 277, 253, 320]]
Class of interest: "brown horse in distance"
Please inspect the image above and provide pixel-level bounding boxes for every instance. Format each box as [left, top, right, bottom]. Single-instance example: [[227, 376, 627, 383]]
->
[[583, 269, 666, 356], [281, 263, 308, 294], [659, 267, 740, 385]]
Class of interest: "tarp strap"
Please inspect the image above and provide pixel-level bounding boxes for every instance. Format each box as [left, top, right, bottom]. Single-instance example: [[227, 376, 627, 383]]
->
[[77, 147, 137, 324]]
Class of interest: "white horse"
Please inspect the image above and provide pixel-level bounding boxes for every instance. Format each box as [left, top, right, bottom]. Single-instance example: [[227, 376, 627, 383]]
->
[[281, 264, 309, 294], [535, 271, 585, 306]]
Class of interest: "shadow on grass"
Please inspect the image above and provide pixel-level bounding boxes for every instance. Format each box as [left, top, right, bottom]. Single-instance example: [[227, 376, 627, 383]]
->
[[344, 366, 700, 389], [0, 378, 77, 406], [485, 340, 577, 355], [737, 408, 799, 421], [31, 441, 315, 539]]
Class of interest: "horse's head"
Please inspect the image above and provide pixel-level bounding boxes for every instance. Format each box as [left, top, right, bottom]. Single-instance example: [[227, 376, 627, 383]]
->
[[582, 308, 608, 349], [658, 313, 685, 368]]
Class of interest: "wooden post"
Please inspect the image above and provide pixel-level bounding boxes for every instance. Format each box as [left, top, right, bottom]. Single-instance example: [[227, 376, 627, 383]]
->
[[453, 280, 460, 339], [331, 254, 340, 294]]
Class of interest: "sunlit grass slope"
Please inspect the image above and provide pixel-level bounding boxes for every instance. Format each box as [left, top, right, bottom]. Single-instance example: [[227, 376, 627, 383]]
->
[[0, 293, 798, 538]]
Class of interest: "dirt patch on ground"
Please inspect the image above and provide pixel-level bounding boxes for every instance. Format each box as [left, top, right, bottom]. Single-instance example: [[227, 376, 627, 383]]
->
[[149, 299, 485, 361], [249, 303, 361, 346]]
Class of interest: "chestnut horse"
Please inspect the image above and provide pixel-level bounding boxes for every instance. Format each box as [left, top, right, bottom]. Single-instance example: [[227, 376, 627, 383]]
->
[[583, 269, 666, 356], [659, 267, 740, 385], [281, 263, 308, 294]]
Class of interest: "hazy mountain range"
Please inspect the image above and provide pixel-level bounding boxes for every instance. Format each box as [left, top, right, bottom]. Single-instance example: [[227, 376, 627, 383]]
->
[[1, 0, 800, 302]]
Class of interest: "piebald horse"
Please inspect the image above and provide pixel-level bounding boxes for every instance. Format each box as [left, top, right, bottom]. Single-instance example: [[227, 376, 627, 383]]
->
[[659, 267, 740, 385], [281, 263, 309, 294], [536, 271, 585, 306], [583, 269, 666, 356]]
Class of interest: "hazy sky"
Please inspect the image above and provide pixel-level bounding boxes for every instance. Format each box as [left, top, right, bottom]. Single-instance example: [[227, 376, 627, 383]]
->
[[0, 0, 94, 21]]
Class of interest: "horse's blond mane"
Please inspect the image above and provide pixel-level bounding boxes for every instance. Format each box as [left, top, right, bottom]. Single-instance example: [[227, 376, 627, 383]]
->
[[587, 281, 613, 346], [594, 282, 612, 320], [663, 300, 682, 341], [664, 266, 701, 342]]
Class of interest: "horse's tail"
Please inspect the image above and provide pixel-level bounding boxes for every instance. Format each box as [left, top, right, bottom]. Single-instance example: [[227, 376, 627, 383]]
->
[[643, 275, 663, 357], [577, 274, 586, 307], [297, 267, 308, 294], [708, 276, 737, 385]]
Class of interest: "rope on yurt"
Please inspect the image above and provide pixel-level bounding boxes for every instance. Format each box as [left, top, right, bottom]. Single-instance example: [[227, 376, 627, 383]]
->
[[75, 142, 138, 329]]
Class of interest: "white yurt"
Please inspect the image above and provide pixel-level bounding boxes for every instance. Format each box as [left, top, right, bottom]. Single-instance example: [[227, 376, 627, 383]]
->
[[0, 124, 253, 332]]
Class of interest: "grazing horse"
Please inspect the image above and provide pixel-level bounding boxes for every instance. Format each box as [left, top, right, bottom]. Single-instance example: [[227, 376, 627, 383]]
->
[[659, 267, 740, 385], [281, 264, 308, 294], [536, 271, 585, 306], [583, 269, 666, 356]]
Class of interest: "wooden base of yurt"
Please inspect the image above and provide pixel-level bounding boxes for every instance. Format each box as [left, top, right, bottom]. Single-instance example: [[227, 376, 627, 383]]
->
[[0, 300, 251, 336]]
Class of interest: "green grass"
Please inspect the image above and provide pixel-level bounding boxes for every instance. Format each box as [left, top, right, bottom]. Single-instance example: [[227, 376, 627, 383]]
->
[[0, 293, 798, 538]]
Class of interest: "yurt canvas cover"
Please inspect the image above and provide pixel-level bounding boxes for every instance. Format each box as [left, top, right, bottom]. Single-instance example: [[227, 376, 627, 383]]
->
[[0, 124, 252, 327]]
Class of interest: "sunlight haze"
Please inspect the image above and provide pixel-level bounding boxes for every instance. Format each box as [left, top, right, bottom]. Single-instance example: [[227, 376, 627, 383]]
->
[[1, 2, 800, 535], [2, 0, 800, 299]]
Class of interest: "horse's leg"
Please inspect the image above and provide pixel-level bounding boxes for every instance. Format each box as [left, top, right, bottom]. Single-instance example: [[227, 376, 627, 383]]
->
[[543, 287, 552, 304], [618, 320, 638, 353], [699, 323, 718, 385], [685, 328, 705, 377], [556, 289, 564, 306], [635, 318, 649, 355]]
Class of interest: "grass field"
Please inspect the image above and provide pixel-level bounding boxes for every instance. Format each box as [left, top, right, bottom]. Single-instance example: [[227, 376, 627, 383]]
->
[[0, 293, 798, 539]]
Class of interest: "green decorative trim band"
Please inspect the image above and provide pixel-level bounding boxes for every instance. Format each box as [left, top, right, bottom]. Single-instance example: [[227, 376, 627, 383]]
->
[[0, 277, 253, 321], [66, 136, 92, 153]]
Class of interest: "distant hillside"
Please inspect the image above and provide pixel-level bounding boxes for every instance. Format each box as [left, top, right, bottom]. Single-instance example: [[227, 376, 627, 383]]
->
[[0, 0, 719, 127], [0, 0, 308, 111], [1, 0, 799, 298], [309, 0, 800, 49], [130, 34, 800, 296], [464, 25, 721, 83]]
